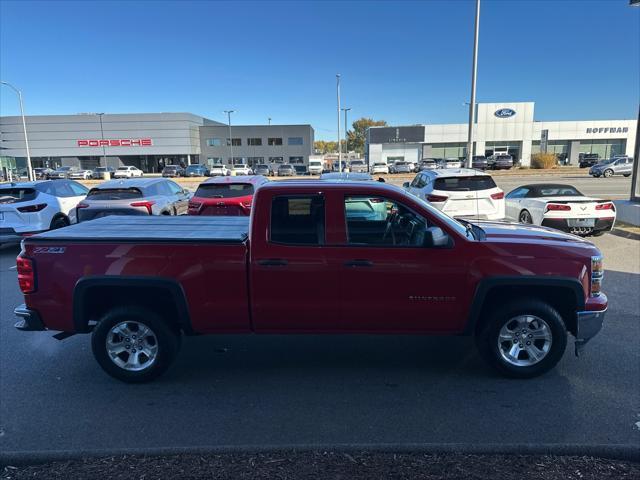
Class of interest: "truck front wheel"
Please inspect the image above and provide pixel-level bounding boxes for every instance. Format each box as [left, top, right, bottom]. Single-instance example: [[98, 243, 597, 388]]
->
[[475, 299, 567, 378], [91, 307, 181, 383]]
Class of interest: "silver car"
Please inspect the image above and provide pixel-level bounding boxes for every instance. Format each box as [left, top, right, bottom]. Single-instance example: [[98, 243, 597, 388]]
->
[[589, 156, 634, 178], [389, 161, 412, 174], [49, 166, 79, 179], [277, 164, 296, 176], [77, 178, 191, 222], [349, 160, 368, 173]]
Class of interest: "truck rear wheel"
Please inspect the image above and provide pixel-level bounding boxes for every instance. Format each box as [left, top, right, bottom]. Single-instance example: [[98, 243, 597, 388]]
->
[[91, 307, 181, 383], [475, 299, 567, 378]]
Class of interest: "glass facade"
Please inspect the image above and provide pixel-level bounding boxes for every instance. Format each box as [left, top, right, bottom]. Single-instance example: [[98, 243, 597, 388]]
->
[[531, 141, 569, 155], [578, 139, 626, 159], [288, 137, 303, 145], [430, 143, 467, 159]]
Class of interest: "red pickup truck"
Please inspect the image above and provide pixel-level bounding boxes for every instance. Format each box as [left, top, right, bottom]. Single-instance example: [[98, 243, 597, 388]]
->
[[14, 180, 607, 383]]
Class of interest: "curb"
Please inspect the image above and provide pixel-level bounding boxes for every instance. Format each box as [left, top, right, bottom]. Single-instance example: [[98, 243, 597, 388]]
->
[[2, 443, 639, 467], [611, 228, 640, 241]]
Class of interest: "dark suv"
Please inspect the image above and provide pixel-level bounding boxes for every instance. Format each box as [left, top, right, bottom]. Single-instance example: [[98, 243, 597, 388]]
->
[[579, 153, 599, 168]]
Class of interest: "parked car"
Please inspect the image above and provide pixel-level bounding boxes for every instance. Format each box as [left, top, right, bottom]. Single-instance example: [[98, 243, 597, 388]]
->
[[579, 153, 600, 168], [403, 168, 505, 220], [418, 159, 438, 171], [370, 162, 389, 174], [91, 166, 116, 179], [33, 168, 54, 180], [349, 160, 368, 173], [505, 183, 616, 236], [277, 164, 296, 176], [162, 165, 185, 178], [442, 158, 463, 169], [319, 172, 373, 181], [488, 154, 513, 170], [68, 169, 94, 180], [0, 179, 88, 245], [472, 156, 488, 170], [15, 180, 607, 382], [231, 164, 252, 176], [188, 175, 269, 216], [589, 157, 633, 178], [76, 178, 191, 221], [389, 161, 412, 174], [184, 164, 210, 177], [209, 164, 230, 176], [49, 166, 79, 179], [308, 158, 324, 175], [253, 164, 273, 176], [113, 166, 144, 178]]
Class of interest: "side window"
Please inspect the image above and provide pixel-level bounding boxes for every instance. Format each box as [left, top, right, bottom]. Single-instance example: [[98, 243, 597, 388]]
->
[[344, 196, 427, 247], [270, 195, 325, 245], [410, 174, 422, 188], [52, 181, 76, 198], [507, 187, 529, 199], [166, 181, 183, 195], [68, 182, 89, 196]]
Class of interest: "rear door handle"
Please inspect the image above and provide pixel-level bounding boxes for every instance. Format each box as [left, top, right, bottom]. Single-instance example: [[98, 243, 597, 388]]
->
[[257, 258, 289, 266], [344, 259, 373, 267]]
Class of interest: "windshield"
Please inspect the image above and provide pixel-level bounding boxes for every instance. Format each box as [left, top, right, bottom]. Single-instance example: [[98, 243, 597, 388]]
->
[[87, 188, 143, 200], [434, 176, 497, 191], [406, 192, 471, 238], [536, 186, 582, 197], [117, 167, 129, 170], [195, 183, 254, 198], [0, 187, 38, 204]]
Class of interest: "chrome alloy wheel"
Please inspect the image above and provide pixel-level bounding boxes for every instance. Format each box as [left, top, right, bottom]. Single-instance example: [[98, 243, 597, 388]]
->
[[105, 321, 158, 371], [498, 315, 552, 367]]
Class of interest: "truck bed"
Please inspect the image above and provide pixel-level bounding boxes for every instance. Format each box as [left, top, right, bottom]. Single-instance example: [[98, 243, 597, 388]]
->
[[30, 216, 250, 243]]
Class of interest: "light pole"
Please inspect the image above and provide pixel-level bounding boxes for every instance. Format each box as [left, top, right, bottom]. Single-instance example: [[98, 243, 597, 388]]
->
[[465, 0, 480, 168], [336, 74, 342, 172], [224, 110, 235, 165], [96, 113, 107, 167], [341, 107, 351, 166], [1, 81, 33, 181], [268, 117, 272, 126]]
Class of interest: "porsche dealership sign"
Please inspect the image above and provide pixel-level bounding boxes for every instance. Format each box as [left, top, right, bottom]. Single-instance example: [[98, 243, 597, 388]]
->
[[77, 138, 153, 147]]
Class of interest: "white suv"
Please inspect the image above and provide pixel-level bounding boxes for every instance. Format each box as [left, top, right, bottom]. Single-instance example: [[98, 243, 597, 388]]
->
[[403, 168, 505, 220], [209, 164, 230, 176], [113, 166, 144, 178], [231, 164, 252, 175], [370, 162, 389, 174], [0, 180, 88, 245]]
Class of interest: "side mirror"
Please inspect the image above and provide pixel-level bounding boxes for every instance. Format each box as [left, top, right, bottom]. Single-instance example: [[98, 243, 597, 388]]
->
[[402, 182, 410, 188], [423, 226, 449, 248]]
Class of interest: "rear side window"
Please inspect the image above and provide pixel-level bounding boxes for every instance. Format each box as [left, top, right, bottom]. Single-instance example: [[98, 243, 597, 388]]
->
[[0, 188, 37, 204], [270, 195, 325, 245], [87, 188, 143, 200], [195, 183, 254, 198], [434, 176, 497, 191]]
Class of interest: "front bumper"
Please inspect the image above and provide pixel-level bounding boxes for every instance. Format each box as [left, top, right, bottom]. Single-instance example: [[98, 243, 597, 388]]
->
[[574, 307, 606, 356], [14, 304, 46, 331]]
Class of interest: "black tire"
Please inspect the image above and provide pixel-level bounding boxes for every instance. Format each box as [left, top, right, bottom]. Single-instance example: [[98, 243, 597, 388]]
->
[[623, 174, 631, 178], [519, 210, 533, 224], [475, 299, 567, 378], [50, 215, 69, 230], [591, 231, 606, 237], [91, 306, 181, 383], [603, 169, 613, 178]]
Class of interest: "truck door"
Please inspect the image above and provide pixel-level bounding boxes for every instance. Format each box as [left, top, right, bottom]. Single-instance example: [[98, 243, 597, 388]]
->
[[334, 194, 470, 332], [249, 193, 342, 331]]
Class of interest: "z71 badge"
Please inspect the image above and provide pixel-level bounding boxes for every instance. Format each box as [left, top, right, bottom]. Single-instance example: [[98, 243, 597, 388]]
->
[[33, 247, 66, 254]]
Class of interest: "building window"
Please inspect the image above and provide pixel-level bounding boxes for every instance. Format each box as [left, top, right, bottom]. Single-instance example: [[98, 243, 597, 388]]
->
[[227, 138, 242, 146], [207, 157, 223, 165], [268, 137, 283, 146], [232, 157, 245, 164], [429, 143, 467, 159], [289, 156, 304, 164], [247, 157, 264, 166], [578, 139, 626, 159], [207, 138, 222, 147], [288, 137, 303, 146], [269, 156, 284, 163], [247, 138, 262, 146], [270, 195, 325, 245]]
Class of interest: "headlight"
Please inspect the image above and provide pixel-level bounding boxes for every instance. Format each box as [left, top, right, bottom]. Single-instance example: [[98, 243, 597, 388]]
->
[[591, 255, 604, 297]]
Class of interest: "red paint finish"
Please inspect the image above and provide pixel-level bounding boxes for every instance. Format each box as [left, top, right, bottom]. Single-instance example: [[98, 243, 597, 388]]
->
[[20, 181, 607, 336], [188, 175, 269, 217], [77, 139, 152, 147]]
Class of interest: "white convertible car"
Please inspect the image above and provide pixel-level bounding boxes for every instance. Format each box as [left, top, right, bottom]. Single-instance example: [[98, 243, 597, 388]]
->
[[505, 183, 616, 236]]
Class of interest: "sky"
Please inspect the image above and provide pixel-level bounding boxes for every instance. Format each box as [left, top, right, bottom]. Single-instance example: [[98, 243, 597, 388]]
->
[[1, 0, 639, 140]]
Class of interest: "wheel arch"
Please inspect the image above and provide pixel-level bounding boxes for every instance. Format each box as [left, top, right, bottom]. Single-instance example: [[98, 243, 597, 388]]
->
[[73, 276, 193, 334], [465, 276, 584, 337]]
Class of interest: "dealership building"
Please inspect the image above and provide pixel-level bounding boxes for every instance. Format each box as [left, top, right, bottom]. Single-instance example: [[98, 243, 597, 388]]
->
[[367, 102, 637, 167]]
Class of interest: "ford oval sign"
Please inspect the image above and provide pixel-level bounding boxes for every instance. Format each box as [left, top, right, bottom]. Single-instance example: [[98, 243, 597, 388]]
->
[[495, 108, 516, 118]]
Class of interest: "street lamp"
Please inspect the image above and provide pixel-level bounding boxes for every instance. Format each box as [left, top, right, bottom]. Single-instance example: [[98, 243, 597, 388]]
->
[[341, 107, 351, 166], [1, 81, 33, 181], [96, 113, 107, 167], [268, 117, 272, 126], [336, 74, 342, 172], [224, 110, 235, 165], [465, 0, 480, 168]]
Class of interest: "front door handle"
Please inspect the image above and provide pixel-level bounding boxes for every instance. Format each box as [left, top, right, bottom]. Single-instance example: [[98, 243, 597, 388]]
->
[[344, 259, 373, 267], [257, 258, 288, 266]]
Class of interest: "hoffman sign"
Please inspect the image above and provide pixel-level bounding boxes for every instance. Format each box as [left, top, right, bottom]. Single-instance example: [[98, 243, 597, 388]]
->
[[585, 127, 628, 134], [77, 138, 153, 147]]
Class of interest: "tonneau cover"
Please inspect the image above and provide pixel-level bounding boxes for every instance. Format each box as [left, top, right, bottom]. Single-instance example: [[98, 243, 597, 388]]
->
[[29, 216, 250, 243]]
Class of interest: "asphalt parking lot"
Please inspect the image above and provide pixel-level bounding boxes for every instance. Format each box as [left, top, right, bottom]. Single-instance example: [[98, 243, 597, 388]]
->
[[0, 230, 638, 457]]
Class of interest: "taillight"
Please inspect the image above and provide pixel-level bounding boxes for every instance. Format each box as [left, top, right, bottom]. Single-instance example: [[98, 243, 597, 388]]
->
[[591, 255, 604, 297], [188, 201, 202, 210], [130, 201, 155, 215], [595, 203, 615, 211], [241, 202, 252, 209], [76, 203, 90, 209], [427, 194, 448, 202], [545, 203, 571, 212], [17, 255, 36, 294], [490, 191, 504, 200], [17, 203, 47, 213]]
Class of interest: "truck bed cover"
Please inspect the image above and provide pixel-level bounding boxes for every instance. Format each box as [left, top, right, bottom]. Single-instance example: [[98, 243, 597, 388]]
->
[[29, 216, 250, 243]]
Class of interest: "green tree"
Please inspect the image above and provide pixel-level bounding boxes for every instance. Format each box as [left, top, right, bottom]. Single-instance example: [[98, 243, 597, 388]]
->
[[314, 140, 339, 153], [347, 118, 387, 154]]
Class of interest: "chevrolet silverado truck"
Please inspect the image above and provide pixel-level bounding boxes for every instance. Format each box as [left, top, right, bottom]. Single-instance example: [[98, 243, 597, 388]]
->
[[14, 181, 607, 383]]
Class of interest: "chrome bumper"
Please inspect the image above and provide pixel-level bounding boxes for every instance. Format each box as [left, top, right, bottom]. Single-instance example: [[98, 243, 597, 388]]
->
[[574, 308, 606, 356], [14, 304, 46, 331]]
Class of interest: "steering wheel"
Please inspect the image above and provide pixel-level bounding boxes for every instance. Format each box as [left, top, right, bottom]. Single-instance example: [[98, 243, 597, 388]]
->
[[382, 210, 400, 244]]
